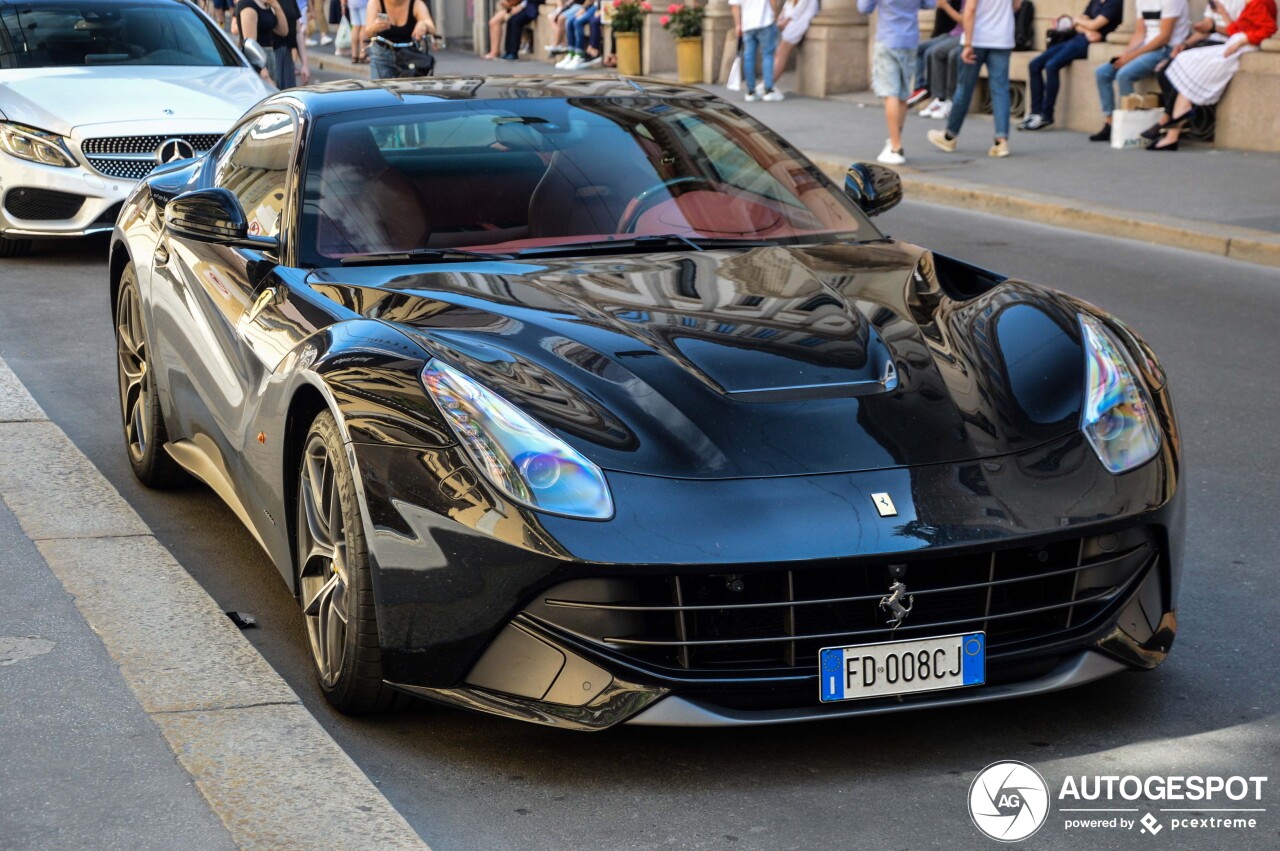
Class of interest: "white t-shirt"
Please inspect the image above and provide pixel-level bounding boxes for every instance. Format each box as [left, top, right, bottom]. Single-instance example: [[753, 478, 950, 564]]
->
[[1136, 0, 1192, 47], [730, 0, 777, 31], [963, 0, 1015, 49]]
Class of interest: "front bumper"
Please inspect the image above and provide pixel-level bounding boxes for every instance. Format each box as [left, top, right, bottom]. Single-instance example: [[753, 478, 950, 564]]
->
[[352, 415, 1183, 728], [0, 153, 132, 238]]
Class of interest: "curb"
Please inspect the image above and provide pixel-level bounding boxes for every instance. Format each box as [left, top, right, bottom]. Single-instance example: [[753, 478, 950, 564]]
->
[[0, 357, 428, 850], [806, 153, 1280, 269]]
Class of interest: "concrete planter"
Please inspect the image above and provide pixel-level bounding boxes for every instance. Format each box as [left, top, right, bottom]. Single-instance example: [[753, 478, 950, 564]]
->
[[676, 36, 702, 83], [615, 31, 641, 75]]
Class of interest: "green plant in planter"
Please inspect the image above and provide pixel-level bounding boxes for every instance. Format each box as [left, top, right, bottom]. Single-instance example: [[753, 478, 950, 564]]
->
[[660, 3, 703, 38], [611, 0, 650, 33]]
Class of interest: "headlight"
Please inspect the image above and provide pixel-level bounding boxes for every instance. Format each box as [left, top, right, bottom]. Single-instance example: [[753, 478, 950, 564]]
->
[[422, 359, 614, 520], [0, 122, 77, 168], [1079, 314, 1161, 474]]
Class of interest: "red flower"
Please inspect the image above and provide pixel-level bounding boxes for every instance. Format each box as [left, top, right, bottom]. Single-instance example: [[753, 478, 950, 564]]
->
[[660, 14, 669, 24], [641, 2, 652, 10], [668, 3, 680, 12], [612, 0, 620, 7]]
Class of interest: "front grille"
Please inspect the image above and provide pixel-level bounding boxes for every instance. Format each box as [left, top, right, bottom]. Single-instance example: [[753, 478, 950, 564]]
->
[[526, 527, 1157, 677], [4, 187, 85, 220], [81, 134, 222, 181]]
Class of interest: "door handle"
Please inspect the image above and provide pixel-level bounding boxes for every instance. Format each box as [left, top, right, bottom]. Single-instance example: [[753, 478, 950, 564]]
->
[[154, 241, 170, 266], [244, 287, 278, 326]]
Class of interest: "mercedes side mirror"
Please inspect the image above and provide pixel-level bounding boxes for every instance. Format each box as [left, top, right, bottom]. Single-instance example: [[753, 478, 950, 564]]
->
[[242, 38, 269, 73], [165, 187, 279, 252], [844, 162, 903, 217]]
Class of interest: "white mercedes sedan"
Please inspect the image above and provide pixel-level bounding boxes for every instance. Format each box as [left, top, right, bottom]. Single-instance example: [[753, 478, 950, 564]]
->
[[0, 0, 272, 256]]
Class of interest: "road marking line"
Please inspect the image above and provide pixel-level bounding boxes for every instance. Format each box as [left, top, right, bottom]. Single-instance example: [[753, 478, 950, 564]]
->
[[0, 355, 427, 850]]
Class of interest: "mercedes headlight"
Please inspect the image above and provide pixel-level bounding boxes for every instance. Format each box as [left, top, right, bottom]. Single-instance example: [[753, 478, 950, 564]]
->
[[1079, 314, 1161, 474], [422, 359, 614, 520], [0, 123, 76, 168]]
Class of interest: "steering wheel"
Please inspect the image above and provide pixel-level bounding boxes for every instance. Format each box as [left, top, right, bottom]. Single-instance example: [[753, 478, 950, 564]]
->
[[617, 176, 714, 233]]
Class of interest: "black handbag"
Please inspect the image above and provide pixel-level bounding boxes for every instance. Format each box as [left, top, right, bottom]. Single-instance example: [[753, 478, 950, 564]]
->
[[392, 43, 435, 77]]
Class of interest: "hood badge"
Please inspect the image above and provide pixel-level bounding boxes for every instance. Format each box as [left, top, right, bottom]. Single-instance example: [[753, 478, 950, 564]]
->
[[155, 138, 195, 164], [163, 108, 175, 116], [871, 492, 897, 517]]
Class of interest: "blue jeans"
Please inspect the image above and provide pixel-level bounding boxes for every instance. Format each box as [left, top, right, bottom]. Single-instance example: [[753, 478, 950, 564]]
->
[[742, 24, 779, 92], [567, 6, 592, 53], [369, 41, 396, 80], [947, 47, 1012, 139], [1095, 47, 1170, 115], [1028, 34, 1089, 121]]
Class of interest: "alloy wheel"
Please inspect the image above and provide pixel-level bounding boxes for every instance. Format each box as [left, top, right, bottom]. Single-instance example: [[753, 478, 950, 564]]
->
[[298, 434, 351, 687], [116, 281, 150, 465]]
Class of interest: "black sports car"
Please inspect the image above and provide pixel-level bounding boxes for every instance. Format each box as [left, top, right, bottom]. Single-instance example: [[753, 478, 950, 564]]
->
[[110, 77, 1182, 729]]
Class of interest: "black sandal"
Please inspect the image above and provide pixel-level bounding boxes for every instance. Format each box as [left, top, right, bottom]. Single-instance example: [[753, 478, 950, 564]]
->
[[1165, 107, 1197, 133], [1140, 121, 1168, 142]]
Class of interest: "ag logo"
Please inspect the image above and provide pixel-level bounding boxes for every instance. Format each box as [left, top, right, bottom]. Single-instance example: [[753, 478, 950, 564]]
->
[[968, 760, 1050, 842]]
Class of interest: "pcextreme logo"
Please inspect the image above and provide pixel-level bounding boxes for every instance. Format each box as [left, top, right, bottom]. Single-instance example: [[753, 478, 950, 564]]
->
[[968, 762, 1269, 842]]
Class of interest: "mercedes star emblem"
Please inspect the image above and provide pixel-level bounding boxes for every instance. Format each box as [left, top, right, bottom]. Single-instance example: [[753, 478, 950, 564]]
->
[[155, 138, 195, 164]]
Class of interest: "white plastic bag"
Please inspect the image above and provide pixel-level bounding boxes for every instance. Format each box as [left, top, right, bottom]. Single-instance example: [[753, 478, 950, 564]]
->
[[335, 17, 351, 52], [727, 56, 743, 91], [1110, 108, 1164, 150]]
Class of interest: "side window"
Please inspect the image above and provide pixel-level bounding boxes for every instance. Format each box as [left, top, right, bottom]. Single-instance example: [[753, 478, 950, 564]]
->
[[213, 112, 295, 238]]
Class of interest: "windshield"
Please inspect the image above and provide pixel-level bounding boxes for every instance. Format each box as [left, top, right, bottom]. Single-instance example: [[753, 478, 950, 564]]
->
[[300, 97, 876, 265], [0, 0, 238, 68]]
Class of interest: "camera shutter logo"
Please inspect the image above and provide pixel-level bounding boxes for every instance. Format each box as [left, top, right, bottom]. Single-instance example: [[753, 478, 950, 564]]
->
[[968, 761, 1051, 842]]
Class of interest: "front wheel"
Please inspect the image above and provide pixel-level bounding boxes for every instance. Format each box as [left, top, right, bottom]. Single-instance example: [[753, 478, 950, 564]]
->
[[296, 410, 404, 713], [115, 263, 187, 487]]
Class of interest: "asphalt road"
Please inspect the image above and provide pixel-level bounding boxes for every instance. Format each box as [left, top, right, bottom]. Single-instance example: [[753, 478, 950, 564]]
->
[[2, 202, 1277, 850]]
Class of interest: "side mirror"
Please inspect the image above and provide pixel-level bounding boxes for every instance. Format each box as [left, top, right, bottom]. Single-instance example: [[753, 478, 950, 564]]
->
[[844, 162, 903, 217], [165, 187, 278, 252], [242, 38, 269, 73]]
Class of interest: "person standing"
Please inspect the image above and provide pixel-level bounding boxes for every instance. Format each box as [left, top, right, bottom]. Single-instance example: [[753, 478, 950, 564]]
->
[[858, 0, 937, 164], [343, 0, 370, 63], [1019, 0, 1123, 130], [272, 0, 306, 87], [927, 0, 1019, 158], [235, 0, 289, 82], [366, 0, 434, 78], [1089, 0, 1191, 142], [731, 0, 785, 102]]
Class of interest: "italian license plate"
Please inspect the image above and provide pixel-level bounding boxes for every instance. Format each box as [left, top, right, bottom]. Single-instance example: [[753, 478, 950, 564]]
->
[[819, 632, 985, 702]]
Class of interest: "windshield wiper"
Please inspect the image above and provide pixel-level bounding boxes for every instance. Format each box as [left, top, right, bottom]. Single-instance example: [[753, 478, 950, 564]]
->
[[513, 234, 779, 258], [339, 247, 516, 266]]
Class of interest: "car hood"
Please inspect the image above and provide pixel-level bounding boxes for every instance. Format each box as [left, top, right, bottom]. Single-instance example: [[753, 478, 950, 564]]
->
[[0, 66, 269, 136], [310, 243, 1087, 478]]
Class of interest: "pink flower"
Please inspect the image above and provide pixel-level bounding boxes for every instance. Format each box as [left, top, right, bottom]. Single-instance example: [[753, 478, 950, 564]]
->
[[660, 14, 669, 24], [641, 2, 651, 10], [612, 0, 620, 7], [668, 3, 680, 12]]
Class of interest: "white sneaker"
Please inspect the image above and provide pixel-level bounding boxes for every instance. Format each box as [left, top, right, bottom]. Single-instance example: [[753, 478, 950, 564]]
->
[[305, 36, 318, 46], [745, 91, 760, 102], [562, 55, 585, 70], [919, 97, 943, 117], [762, 89, 784, 102], [582, 55, 603, 67], [877, 140, 906, 165], [755, 82, 765, 96], [320, 34, 333, 45], [936, 100, 952, 119], [555, 53, 577, 68]]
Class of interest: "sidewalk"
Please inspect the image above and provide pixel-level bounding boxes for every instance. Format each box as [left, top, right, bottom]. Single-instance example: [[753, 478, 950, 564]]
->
[[310, 44, 1280, 266]]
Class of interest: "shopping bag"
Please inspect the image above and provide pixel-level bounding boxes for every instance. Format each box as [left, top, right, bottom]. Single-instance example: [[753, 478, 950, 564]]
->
[[1110, 108, 1164, 150], [335, 17, 351, 52], [727, 56, 743, 91]]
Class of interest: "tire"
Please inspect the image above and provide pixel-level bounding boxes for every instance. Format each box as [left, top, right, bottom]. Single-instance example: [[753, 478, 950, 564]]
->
[[115, 263, 188, 487], [0, 238, 32, 258], [296, 410, 405, 713]]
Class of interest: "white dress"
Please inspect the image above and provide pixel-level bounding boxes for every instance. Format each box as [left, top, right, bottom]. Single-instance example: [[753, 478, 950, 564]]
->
[[1165, 33, 1259, 105], [779, 0, 819, 45]]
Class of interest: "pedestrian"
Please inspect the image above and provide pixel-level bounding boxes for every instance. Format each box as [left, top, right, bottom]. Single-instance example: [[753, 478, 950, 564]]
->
[[730, 0, 785, 102], [927, 0, 1019, 158], [234, 0, 289, 83], [909, 0, 963, 109], [1019, 0, 1123, 131], [305, 0, 334, 45], [272, 0, 306, 87], [1089, 0, 1191, 142], [773, 0, 818, 89], [366, 0, 435, 78], [858, 0, 936, 164], [499, 0, 543, 61], [343, 0, 369, 63]]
